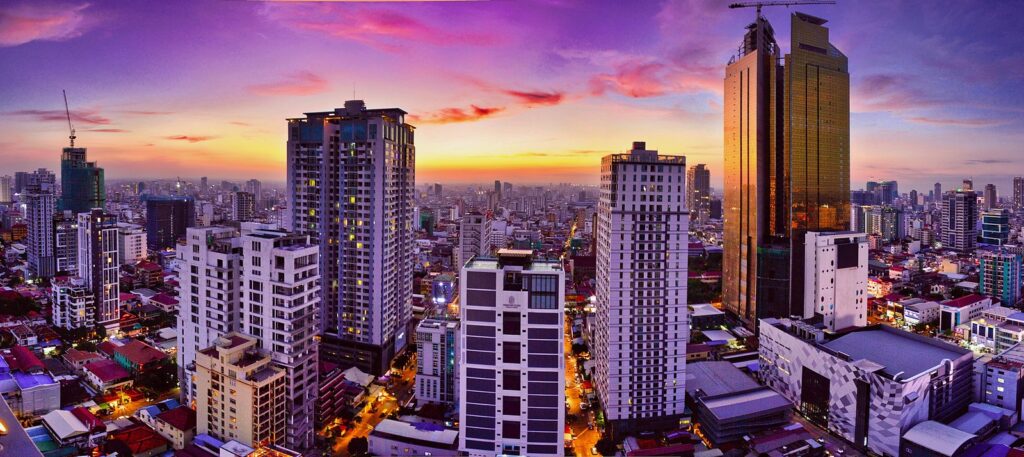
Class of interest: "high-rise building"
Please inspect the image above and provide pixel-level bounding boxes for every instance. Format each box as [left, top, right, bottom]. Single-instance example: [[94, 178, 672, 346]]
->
[[934, 182, 942, 203], [980, 209, 1011, 246], [200, 176, 208, 191], [803, 231, 868, 331], [494, 180, 502, 199], [145, 195, 195, 250], [1014, 177, 1024, 210], [723, 12, 850, 326], [963, 179, 974, 192], [908, 189, 918, 208], [286, 100, 415, 375], [686, 164, 711, 225], [25, 169, 57, 278], [433, 183, 443, 198], [77, 209, 120, 332], [415, 318, 459, 407], [58, 147, 105, 214], [984, 184, 997, 210], [0, 175, 11, 203], [51, 277, 95, 330], [232, 191, 255, 222], [872, 205, 904, 242], [14, 171, 30, 194], [979, 251, 1022, 307], [459, 212, 492, 269], [53, 210, 78, 276], [878, 180, 898, 205], [239, 227, 320, 450], [194, 333, 287, 448], [245, 179, 262, 208], [116, 223, 147, 265], [941, 190, 978, 252], [458, 249, 565, 457], [595, 143, 688, 436], [176, 226, 242, 403]]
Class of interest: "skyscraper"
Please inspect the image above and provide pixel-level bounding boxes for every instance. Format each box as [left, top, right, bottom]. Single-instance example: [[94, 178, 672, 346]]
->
[[286, 100, 415, 375], [231, 191, 255, 222], [53, 210, 79, 275], [0, 175, 11, 203], [145, 195, 195, 250], [595, 143, 688, 436], [245, 178, 262, 208], [935, 182, 943, 203], [1014, 177, 1023, 210], [723, 12, 850, 326], [686, 164, 711, 225], [459, 212, 492, 269], [980, 251, 1022, 307], [59, 147, 105, 214], [25, 169, 56, 278], [458, 249, 564, 457], [984, 184, 997, 210], [941, 190, 978, 251], [878, 180, 898, 205], [77, 209, 120, 332]]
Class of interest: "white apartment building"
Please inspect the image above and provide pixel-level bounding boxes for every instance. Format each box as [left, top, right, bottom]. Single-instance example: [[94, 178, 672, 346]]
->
[[54, 210, 78, 276], [416, 318, 459, 407], [77, 209, 120, 332], [594, 142, 689, 436], [52, 277, 95, 330], [239, 227, 320, 450], [116, 223, 147, 265], [286, 100, 414, 375], [803, 231, 869, 331], [458, 212, 491, 269], [176, 226, 242, 402], [459, 249, 565, 457]]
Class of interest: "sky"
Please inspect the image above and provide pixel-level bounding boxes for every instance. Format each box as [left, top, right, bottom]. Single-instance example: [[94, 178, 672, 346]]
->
[[1, 0, 1022, 193]]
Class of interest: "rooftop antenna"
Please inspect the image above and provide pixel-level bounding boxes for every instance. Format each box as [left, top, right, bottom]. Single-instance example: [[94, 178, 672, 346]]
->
[[62, 89, 76, 148]]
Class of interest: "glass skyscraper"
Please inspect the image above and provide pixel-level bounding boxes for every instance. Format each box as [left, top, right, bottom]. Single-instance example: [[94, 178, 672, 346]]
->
[[724, 12, 850, 327], [144, 195, 196, 250], [59, 147, 105, 214]]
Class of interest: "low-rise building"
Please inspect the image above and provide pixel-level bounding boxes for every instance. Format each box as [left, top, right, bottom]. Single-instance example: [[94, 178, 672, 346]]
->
[[82, 359, 132, 392], [975, 343, 1024, 415], [111, 339, 168, 374], [759, 319, 973, 457], [369, 419, 459, 457], [684, 361, 791, 445], [902, 298, 940, 327], [155, 406, 197, 450], [940, 295, 996, 332]]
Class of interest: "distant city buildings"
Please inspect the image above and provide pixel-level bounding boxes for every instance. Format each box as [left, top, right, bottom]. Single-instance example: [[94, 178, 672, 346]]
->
[[231, 191, 255, 222], [458, 249, 565, 457], [686, 164, 710, 225], [1014, 176, 1023, 210], [594, 143, 689, 436], [941, 190, 978, 251]]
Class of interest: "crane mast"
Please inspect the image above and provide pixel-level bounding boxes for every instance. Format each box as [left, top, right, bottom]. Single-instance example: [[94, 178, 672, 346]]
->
[[63, 89, 76, 148]]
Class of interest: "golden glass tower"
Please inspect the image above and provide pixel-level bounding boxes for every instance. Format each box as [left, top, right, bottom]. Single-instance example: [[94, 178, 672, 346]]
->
[[723, 12, 850, 327]]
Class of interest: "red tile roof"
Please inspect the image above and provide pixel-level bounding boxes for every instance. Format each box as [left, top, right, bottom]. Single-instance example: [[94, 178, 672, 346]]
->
[[7, 345, 44, 372], [944, 294, 987, 309], [157, 406, 197, 432], [108, 423, 170, 455], [64, 348, 103, 363], [71, 406, 106, 433], [113, 340, 167, 366], [84, 359, 131, 383], [151, 293, 178, 306]]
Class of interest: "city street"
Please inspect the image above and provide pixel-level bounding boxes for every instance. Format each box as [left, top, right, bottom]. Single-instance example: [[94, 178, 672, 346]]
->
[[332, 356, 418, 456], [565, 316, 600, 457]]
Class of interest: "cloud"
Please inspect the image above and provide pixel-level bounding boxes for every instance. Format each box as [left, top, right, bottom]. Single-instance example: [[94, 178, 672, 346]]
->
[[502, 90, 565, 107], [853, 74, 946, 112], [263, 4, 497, 52], [229, 121, 251, 126], [88, 128, 128, 133], [589, 61, 672, 98], [247, 71, 328, 96], [165, 135, 216, 143], [409, 105, 504, 124], [8, 108, 111, 125], [963, 158, 1012, 165], [0, 2, 93, 47], [121, 110, 172, 115], [905, 116, 1008, 128]]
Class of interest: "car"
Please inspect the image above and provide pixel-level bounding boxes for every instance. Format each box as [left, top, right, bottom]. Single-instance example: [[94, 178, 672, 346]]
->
[[591, 446, 600, 455]]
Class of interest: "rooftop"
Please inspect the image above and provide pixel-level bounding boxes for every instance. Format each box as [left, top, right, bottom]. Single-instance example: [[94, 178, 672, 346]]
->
[[84, 359, 131, 382], [113, 340, 168, 366], [685, 362, 759, 397], [371, 419, 458, 448], [0, 395, 43, 456], [943, 294, 988, 309], [822, 326, 970, 380], [902, 421, 976, 456], [157, 406, 197, 432]]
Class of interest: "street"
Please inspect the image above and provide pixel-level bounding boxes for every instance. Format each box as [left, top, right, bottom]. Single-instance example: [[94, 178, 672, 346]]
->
[[565, 316, 600, 457], [332, 356, 418, 456]]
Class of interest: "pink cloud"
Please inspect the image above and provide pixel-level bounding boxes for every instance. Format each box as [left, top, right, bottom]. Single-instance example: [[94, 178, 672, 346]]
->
[[264, 5, 497, 52], [88, 128, 128, 133], [247, 71, 328, 97], [853, 73, 946, 112], [502, 90, 565, 107], [0, 2, 93, 47], [409, 105, 505, 124], [904, 116, 1007, 128], [165, 135, 216, 143], [589, 61, 673, 98], [8, 108, 111, 125]]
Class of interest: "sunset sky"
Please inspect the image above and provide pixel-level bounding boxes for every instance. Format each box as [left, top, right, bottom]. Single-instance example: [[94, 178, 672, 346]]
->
[[1, 0, 1022, 192]]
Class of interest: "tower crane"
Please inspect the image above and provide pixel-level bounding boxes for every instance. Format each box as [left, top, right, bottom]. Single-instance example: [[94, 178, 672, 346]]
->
[[63, 89, 76, 148], [728, 0, 836, 18]]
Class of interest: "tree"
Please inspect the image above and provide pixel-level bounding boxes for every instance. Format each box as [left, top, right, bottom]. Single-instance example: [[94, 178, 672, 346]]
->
[[136, 363, 178, 394], [571, 343, 588, 355], [348, 437, 369, 456]]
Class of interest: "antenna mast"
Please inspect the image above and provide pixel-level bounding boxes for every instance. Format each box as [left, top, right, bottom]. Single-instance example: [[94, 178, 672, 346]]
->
[[63, 89, 76, 148]]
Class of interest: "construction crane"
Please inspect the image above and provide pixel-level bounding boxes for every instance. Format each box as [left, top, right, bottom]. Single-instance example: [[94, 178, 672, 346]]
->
[[62, 89, 76, 147], [728, 0, 836, 19]]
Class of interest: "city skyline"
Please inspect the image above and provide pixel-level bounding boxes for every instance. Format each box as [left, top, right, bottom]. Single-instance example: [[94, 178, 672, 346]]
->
[[1, 0, 1023, 191]]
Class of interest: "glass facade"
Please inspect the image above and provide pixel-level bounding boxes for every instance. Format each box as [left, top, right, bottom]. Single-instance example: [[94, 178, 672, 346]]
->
[[59, 147, 106, 214], [724, 13, 850, 327]]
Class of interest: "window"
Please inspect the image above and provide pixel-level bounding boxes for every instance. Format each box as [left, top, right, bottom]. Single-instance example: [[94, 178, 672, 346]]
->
[[503, 396, 520, 415], [503, 370, 521, 390], [503, 313, 521, 334], [503, 343, 521, 362]]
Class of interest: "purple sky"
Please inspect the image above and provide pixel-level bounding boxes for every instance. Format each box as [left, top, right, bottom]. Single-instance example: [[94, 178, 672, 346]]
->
[[0, 0, 1022, 194]]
